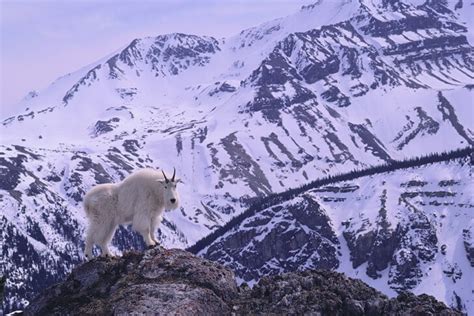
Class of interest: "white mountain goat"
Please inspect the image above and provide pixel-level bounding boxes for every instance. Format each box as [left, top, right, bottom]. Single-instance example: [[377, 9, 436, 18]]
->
[[83, 168, 181, 258]]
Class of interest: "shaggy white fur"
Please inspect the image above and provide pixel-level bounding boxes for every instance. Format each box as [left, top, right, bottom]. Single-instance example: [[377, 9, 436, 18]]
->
[[83, 168, 181, 258]]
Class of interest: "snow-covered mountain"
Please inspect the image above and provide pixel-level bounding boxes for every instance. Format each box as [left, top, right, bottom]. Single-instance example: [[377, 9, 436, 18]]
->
[[1, 0, 473, 313], [198, 152, 474, 313]]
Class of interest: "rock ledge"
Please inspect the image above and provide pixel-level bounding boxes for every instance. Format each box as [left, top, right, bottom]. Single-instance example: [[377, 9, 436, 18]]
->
[[25, 248, 460, 315]]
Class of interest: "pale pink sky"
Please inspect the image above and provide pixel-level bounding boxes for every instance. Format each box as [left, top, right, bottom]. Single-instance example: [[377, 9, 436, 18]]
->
[[0, 0, 311, 116]]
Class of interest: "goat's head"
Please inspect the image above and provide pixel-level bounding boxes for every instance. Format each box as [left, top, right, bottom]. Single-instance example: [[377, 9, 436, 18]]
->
[[157, 168, 182, 210]]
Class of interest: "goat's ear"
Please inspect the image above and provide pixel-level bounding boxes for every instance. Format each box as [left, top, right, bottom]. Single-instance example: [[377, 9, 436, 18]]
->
[[176, 178, 184, 184], [156, 179, 167, 184]]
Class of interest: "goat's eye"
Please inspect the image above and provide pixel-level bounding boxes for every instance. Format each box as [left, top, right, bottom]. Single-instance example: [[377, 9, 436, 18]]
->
[[165, 186, 168, 189]]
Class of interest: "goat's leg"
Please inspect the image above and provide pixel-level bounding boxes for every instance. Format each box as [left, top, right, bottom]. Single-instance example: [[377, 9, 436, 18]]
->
[[84, 223, 97, 259], [97, 222, 117, 257], [150, 214, 163, 244], [133, 213, 155, 247]]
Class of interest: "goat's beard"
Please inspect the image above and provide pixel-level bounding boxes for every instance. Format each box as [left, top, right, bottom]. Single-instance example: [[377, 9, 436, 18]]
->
[[164, 200, 180, 211]]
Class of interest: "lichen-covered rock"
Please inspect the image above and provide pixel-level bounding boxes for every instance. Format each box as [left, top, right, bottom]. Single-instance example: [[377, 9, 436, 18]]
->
[[25, 248, 459, 315], [233, 270, 460, 316], [25, 248, 238, 315]]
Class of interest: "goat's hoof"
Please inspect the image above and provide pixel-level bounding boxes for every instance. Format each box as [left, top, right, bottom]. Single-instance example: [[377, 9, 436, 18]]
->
[[147, 243, 162, 250], [97, 254, 112, 260]]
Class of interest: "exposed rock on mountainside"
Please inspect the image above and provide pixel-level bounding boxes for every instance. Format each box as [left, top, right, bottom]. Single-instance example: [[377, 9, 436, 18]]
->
[[200, 155, 474, 313], [463, 220, 474, 267], [25, 248, 460, 316], [205, 195, 341, 281]]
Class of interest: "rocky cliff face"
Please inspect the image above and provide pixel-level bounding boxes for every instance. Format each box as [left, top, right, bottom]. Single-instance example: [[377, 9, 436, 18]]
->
[[24, 247, 460, 316]]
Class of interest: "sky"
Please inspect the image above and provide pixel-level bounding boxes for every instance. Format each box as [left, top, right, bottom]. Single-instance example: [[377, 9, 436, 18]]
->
[[0, 0, 311, 116]]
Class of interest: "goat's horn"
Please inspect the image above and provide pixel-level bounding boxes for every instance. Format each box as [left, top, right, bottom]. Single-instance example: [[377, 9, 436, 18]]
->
[[162, 170, 169, 182], [171, 167, 176, 182]]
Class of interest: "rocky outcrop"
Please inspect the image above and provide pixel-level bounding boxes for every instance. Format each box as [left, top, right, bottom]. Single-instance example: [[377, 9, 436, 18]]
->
[[235, 270, 460, 316], [0, 275, 5, 303], [462, 221, 474, 267], [25, 248, 459, 315], [205, 195, 340, 282], [343, 195, 400, 280], [25, 248, 238, 315]]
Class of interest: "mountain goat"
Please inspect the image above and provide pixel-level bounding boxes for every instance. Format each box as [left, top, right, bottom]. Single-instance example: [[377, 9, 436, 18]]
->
[[83, 168, 181, 258]]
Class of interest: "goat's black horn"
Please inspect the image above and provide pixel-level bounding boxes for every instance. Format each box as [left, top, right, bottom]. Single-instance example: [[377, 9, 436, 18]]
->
[[162, 170, 169, 182], [171, 167, 176, 182]]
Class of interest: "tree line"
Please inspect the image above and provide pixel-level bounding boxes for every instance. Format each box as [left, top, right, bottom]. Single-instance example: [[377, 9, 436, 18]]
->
[[187, 146, 473, 254]]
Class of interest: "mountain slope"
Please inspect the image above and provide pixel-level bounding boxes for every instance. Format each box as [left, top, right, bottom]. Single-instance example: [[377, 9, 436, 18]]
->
[[198, 151, 474, 313], [1, 0, 473, 313]]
